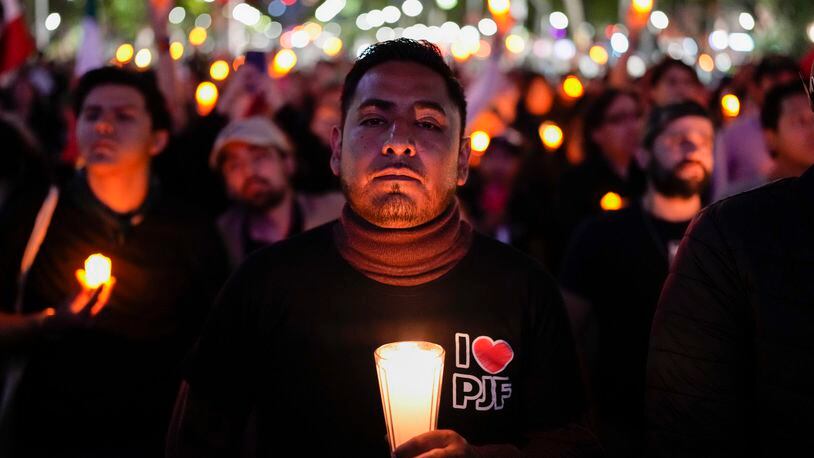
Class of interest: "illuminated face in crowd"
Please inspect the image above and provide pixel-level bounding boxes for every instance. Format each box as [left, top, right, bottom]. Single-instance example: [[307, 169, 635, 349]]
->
[[76, 85, 167, 176], [765, 93, 814, 172], [220, 142, 294, 211], [331, 61, 470, 229], [648, 116, 715, 198]]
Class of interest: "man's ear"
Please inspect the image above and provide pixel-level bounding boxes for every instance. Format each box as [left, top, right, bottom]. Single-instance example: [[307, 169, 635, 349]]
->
[[330, 125, 342, 177], [457, 136, 471, 186], [149, 130, 170, 157]]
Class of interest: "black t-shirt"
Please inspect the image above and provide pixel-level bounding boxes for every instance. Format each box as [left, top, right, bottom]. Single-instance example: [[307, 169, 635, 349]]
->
[[4, 175, 228, 456], [184, 224, 588, 456], [559, 203, 689, 438]]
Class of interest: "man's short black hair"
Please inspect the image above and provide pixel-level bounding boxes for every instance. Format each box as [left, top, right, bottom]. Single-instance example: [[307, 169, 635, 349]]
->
[[643, 101, 711, 151], [649, 57, 700, 87], [73, 67, 172, 132], [753, 55, 799, 86], [761, 82, 807, 130], [340, 39, 467, 137]]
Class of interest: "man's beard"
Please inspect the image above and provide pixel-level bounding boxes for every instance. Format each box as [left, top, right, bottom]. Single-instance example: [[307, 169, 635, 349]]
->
[[240, 177, 287, 211], [648, 159, 711, 198], [341, 179, 456, 228]]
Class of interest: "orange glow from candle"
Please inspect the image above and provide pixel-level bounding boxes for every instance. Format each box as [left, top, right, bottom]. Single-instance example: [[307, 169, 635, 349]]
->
[[721, 94, 741, 118], [539, 121, 564, 151], [562, 75, 584, 99], [195, 82, 218, 116], [600, 192, 623, 211], [83, 254, 112, 289], [470, 131, 491, 155]]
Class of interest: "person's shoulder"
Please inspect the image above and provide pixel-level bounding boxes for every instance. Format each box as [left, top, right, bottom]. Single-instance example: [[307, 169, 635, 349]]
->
[[239, 222, 336, 274], [470, 232, 553, 281], [298, 192, 344, 229], [690, 175, 802, 247]]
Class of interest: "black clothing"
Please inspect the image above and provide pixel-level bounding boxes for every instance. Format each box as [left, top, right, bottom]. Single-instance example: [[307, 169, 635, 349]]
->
[[558, 155, 646, 244], [2, 174, 228, 457], [184, 224, 591, 456], [647, 165, 814, 457], [560, 203, 689, 457]]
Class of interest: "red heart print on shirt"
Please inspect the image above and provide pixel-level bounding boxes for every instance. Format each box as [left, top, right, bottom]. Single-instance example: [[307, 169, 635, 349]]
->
[[472, 336, 514, 374]]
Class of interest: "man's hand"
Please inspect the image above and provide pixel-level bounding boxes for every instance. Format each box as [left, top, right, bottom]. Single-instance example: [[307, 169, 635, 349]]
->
[[393, 430, 478, 458], [41, 270, 116, 331]]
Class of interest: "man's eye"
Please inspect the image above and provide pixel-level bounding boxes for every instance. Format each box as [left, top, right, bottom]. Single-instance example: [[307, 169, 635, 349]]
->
[[361, 118, 385, 127], [117, 113, 135, 121], [418, 121, 440, 130]]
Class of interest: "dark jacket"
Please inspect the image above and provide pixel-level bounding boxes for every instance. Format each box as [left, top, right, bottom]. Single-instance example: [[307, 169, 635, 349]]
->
[[646, 165, 814, 457]]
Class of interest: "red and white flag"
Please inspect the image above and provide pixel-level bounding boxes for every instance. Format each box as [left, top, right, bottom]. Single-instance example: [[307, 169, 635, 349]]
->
[[0, 0, 35, 76]]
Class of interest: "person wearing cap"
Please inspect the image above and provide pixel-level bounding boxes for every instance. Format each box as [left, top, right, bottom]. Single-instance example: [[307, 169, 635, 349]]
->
[[560, 102, 715, 457], [210, 116, 344, 268], [646, 64, 814, 457]]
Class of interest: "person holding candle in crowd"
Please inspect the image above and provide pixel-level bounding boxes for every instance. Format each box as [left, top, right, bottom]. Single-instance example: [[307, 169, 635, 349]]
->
[[558, 88, 646, 242], [0, 67, 227, 457], [646, 62, 814, 457], [560, 102, 715, 457], [168, 39, 598, 457], [209, 116, 344, 269]]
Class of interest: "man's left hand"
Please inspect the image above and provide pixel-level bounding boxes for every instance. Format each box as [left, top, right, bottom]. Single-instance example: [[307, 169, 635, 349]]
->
[[393, 430, 478, 458]]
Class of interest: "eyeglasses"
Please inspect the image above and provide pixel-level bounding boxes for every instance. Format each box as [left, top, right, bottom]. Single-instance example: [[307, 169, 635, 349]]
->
[[658, 130, 714, 150]]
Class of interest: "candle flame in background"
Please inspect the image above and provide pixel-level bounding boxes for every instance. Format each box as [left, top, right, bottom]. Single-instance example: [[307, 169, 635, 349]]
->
[[600, 192, 624, 211], [487, 0, 510, 16], [210, 60, 230, 81], [632, 0, 654, 15], [562, 75, 584, 99], [470, 130, 491, 155], [115, 44, 134, 64], [188, 26, 207, 46], [271, 49, 297, 77], [721, 94, 741, 118], [195, 82, 219, 116], [589, 45, 609, 65], [375, 341, 445, 452], [169, 42, 185, 61], [83, 254, 112, 289], [539, 122, 564, 151]]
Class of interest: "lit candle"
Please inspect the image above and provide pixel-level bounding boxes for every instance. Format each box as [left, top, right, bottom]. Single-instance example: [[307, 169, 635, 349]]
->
[[375, 341, 445, 452], [83, 253, 112, 289]]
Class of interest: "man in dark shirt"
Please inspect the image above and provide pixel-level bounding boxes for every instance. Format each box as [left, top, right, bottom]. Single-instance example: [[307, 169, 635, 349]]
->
[[561, 102, 714, 457], [0, 67, 227, 457], [646, 65, 814, 457], [168, 39, 597, 457]]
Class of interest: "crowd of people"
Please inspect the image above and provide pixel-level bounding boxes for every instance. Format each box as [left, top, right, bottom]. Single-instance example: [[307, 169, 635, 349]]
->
[[1, 10, 813, 458]]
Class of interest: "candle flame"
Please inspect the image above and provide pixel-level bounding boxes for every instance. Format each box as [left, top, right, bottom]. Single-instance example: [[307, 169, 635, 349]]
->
[[83, 254, 112, 289]]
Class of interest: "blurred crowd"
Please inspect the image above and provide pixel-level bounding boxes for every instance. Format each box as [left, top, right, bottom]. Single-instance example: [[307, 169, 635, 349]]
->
[[1, 7, 814, 456]]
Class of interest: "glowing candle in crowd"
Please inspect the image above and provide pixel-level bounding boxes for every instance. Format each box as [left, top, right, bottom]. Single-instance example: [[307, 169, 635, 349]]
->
[[539, 121, 564, 151], [195, 82, 218, 116], [210, 60, 230, 81], [271, 49, 297, 77], [721, 94, 741, 118], [375, 341, 445, 452], [83, 254, 112, 289], [631, 0, 653, 15], [470, 130, 491, 155], [562, 75, 584, 99], [600, 192, 624, 211], [169, 42, 184, 61], [188, 27, 207, 46], [115, 44, 134, 64], [487, 0, 510, 16]]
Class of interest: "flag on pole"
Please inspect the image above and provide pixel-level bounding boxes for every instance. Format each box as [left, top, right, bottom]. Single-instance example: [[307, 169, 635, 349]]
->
[[0, 0, 35, 76], [75, 0, 104, 77]]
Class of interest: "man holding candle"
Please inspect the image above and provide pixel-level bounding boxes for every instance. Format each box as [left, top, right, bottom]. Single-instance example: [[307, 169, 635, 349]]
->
[[170, 39, 597, 457], [0, 67, 227, 457]]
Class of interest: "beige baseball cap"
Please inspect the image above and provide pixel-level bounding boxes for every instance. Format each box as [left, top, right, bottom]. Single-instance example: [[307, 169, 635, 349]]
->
[[209, 116, 293, 169]]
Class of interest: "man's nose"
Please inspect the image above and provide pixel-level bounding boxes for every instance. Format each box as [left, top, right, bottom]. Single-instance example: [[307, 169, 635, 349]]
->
[[382, 121, 415, 157], [94, 114, 114, 135]]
